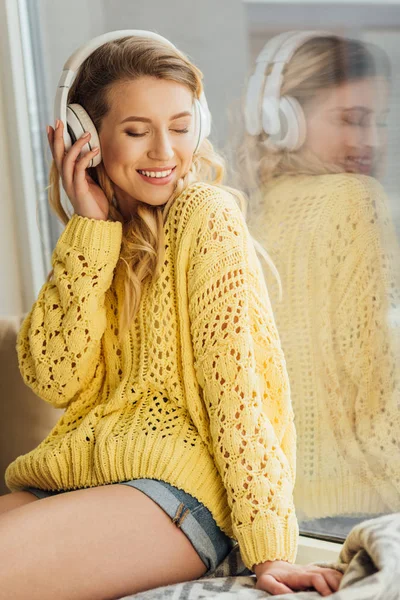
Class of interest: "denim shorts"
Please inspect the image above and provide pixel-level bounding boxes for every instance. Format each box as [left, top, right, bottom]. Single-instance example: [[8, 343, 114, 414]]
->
[[23, 478, 235, 574]]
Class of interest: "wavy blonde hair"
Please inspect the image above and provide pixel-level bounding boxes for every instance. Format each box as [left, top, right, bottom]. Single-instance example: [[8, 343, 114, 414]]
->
[[48, 36, 249, 334], [238, 35, 391, 215]]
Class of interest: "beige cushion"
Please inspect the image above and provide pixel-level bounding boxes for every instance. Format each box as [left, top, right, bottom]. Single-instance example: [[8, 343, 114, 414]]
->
[[0, 316, 61, 494]]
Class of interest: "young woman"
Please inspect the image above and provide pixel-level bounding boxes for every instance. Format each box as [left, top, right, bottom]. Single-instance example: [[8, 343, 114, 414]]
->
[[0, 31, 341, 599], [242, 31, 400, 536]]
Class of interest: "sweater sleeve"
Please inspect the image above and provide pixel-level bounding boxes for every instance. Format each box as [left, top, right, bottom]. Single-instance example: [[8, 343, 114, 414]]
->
[[187, 189, 298, 569], [334, 176, 400, 509], [17, 215, 122, 408]]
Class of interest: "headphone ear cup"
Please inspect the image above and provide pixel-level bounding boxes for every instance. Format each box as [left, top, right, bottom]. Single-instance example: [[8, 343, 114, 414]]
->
[[280, 96, 306, 151], [266, 96, 306, 151], [66, 103, 102, 167], [262, 97, 281, 136], [193, 98, 211, 153]]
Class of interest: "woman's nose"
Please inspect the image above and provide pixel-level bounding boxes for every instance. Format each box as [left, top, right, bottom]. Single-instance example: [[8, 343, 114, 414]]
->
[[148, 132, 174, 161], [365, 122, 381, 148]]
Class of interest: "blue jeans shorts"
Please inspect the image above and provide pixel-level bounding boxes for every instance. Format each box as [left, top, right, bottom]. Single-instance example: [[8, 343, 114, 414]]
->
[[23, 478, 235, 574]]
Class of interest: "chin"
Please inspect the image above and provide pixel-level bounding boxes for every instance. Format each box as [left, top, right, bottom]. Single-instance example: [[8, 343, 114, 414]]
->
[[135, 189, 174, 207], [344, 166, 374, 177], [137, 182, 182, 208], [140, 197, 170, 207]]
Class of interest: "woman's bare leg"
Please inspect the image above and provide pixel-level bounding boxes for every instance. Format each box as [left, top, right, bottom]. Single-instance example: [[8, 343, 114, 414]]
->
[[0, 484, 207, 600], [0, 491, 38, 517]]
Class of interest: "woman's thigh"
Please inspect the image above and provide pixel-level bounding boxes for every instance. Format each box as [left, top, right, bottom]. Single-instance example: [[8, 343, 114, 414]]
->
[[0, 490, 38, 517], [0, 484, 207, 600]]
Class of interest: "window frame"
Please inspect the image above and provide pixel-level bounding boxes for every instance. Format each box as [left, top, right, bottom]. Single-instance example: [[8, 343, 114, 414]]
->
[[0, 0, 49, 311]]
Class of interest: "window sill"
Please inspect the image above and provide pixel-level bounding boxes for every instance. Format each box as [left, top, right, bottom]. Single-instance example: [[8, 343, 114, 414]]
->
[[296, 535, 342, 565]]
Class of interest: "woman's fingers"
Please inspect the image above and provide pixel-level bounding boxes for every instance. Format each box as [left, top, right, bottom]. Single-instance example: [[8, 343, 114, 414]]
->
[[73, 147, 100, 194], [52, 120, 66, 172], [46, 122, 108, 220], [62, 131, 91, 184], [47, 125, 56, 161], [256, 573, 294, 595], [307, 572, 334, 596], [255, 564, 343, 597], [47, 121, 92, 174], [318, 568, 343, 593]]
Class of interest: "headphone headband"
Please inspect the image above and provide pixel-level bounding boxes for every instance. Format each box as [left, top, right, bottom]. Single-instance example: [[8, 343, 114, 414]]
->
[[263, 30, 331, 99], [63, 30, 177, 71], [245, 30, 331, 142]]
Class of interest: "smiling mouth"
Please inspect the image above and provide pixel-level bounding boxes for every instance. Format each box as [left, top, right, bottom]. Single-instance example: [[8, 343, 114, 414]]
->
[[137, 167, 176, 179], [342, 156, 376, 175], [345, 156, 372, 166]]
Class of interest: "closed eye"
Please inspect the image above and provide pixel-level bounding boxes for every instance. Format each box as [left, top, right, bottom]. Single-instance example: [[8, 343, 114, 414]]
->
[[126, 129, 189, 137], [125, 127, 189, 137], [343, 117, 366, 128], [126, 131, 147, 138]]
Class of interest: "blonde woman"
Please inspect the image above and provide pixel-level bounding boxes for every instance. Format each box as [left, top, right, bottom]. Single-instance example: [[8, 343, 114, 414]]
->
[[0, 31, 341, 599], [243, 31, 400, 536]]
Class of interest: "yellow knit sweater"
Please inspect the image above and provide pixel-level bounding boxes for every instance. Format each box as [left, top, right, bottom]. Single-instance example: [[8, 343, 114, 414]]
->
[[6, 182, 298, 568], [250, 173, 400, 521]]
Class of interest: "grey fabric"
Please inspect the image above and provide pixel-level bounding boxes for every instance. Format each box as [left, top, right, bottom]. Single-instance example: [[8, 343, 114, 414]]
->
[[123, 512, 400, 599]]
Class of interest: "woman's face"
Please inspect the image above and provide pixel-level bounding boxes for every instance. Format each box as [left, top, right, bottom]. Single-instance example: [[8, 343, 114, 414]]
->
[[99, 76, 197, 215], [302, 76, 389, 176]]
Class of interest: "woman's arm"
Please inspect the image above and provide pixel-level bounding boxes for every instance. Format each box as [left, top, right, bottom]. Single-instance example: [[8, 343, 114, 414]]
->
[[17, 214, 122, 408], [187, 188, 298, 570]]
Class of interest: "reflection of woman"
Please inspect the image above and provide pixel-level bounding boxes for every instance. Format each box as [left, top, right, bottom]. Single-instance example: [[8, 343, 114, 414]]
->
[[243, 31, 400, 533], [0, 31, 343, 598]]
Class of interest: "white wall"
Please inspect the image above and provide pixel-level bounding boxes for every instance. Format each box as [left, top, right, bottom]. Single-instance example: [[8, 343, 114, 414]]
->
[[101, 0, 249, 146], [38, 0, 106, 117]]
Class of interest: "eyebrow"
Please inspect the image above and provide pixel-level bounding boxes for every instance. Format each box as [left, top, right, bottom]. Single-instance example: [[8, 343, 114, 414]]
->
[[329, 106, 389, 116], [328, 106, 388, 114], [120, 111, 192, 124]]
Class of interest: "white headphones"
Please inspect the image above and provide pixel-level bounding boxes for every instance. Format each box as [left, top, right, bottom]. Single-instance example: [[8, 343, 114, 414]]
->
[[245, 30, 330, 151], [54, 30, 212, 167]]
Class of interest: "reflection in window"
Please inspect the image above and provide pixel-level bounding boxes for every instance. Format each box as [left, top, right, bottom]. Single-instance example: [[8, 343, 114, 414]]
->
[[241, 30, 400, 541]]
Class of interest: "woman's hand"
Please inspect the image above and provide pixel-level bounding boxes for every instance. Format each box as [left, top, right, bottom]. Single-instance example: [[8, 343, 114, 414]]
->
[[47, 120, 109, 221], [254, 560, 343, 596]]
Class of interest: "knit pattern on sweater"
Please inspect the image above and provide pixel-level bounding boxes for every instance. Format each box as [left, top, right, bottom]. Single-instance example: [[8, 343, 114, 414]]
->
[[250, 174, 400, 520], [6, 182, 298, 568]]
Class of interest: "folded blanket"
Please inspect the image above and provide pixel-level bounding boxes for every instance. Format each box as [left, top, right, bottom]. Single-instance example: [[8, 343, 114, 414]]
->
[[126, 512, 400, 599]]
